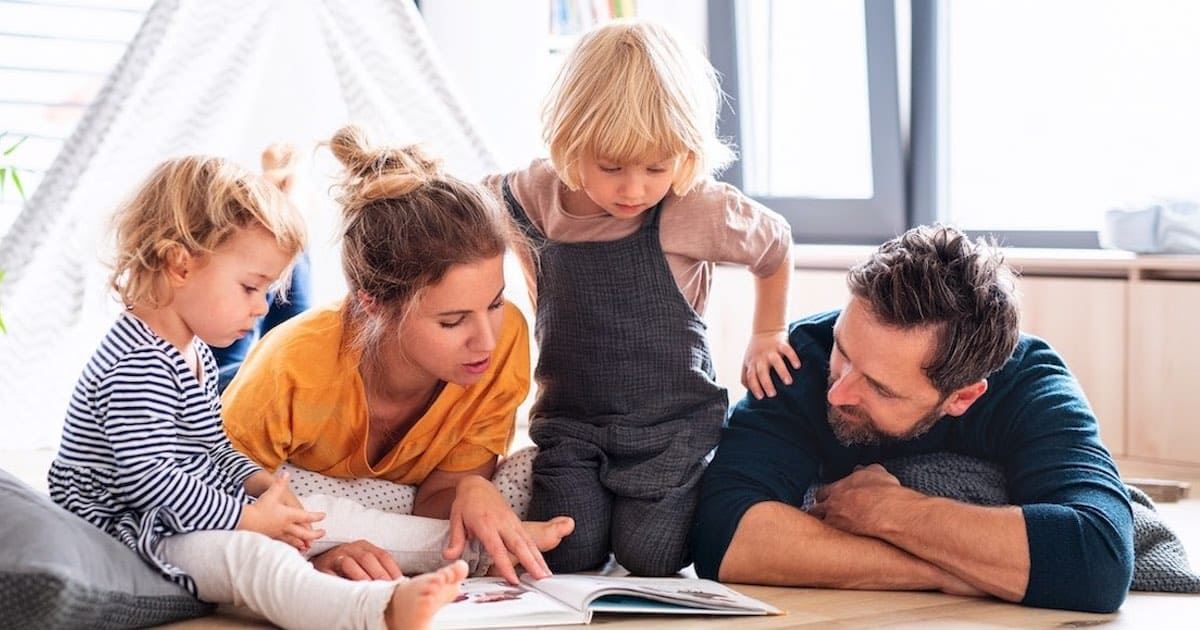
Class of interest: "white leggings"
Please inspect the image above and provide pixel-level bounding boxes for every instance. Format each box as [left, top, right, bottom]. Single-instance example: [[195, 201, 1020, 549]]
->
[[281, 446, 537, 519], [158, 495, 469, 630], [155, 447, 538, 630]]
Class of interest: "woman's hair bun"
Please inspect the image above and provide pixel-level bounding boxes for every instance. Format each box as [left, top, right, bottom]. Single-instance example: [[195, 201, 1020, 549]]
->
[[330, 125, 442, 207]]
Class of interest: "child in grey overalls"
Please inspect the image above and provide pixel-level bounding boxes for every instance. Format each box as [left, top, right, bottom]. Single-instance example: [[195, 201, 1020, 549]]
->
[[487, 20, 798, 576]]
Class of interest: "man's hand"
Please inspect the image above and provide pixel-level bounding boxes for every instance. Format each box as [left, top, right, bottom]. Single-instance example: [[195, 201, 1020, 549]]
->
[[810, 464, 1030, 602], [808, 464, 916, 537], [310, 540, 404, 581]]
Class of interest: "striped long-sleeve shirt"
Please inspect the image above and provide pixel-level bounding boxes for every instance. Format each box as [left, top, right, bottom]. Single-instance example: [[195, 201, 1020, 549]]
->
[[49, 313, 261, 592]]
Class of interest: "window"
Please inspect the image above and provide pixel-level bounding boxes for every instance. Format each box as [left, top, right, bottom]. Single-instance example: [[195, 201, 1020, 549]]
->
[[940, 0, 1200, 245], [710, 0, 906, 244], [715, 0, 1200, 248], [737, 1, 874, 200], [0, 0, 151, 238]]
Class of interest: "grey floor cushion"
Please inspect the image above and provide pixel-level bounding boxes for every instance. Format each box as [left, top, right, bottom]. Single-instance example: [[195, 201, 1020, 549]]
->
[[0, 468, 212, 629]]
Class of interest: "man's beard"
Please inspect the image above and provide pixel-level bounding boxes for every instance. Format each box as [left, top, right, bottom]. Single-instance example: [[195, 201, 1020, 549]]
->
[[827, 381, 946, 447]]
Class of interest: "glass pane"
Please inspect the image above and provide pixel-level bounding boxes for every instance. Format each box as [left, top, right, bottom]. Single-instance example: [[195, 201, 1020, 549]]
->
[[0, 1, 152, 239], [737, 0, 874, 199], [0, 3, 144, 41], [0, 103, 87, 140], [947, 0, 1200, 232], [0, 36, 127, 74], [0, 69, 104, 107]]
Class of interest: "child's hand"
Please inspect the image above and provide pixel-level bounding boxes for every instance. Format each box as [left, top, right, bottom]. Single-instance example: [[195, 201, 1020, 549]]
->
[[238, 473, 326, 551], [243, 469, 276, 497], [742, 330, 802, 399], [275, 479, 317, 551]]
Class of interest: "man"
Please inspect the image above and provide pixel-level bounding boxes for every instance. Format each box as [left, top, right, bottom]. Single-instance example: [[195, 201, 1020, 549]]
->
[[692, 225, 1133, 613]]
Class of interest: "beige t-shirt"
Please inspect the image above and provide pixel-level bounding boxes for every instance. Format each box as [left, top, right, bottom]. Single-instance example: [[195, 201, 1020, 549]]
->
[[484, 158, 792, 315]]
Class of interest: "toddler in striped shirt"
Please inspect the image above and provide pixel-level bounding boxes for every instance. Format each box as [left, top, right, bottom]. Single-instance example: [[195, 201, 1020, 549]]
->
[[49, 153, 466, 630]]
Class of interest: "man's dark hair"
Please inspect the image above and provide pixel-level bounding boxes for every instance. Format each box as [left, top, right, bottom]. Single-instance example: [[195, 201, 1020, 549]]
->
[[846, 224, 1020, 394]]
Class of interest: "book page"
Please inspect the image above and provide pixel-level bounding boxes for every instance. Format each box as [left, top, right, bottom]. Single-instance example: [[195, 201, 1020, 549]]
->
[[522, 575, 781, 614], [588, 595, 772, 615], [520, 574, 613, 609], [431, 578, 589, 629]]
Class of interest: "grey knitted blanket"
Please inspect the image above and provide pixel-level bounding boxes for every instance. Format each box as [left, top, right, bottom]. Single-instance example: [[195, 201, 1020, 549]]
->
[[802, 452, 1200, 593]]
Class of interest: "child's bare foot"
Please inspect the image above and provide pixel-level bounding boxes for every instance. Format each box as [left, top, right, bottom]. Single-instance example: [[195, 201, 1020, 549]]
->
[[385, 560, 468, 630], [522, 516, 575, 553], [484, 516, 576, 579]]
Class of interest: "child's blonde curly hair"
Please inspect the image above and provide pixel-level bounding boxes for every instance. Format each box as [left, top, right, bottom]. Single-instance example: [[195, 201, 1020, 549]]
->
[[108, 155, 306, 308], [542, 19, 734, 196]]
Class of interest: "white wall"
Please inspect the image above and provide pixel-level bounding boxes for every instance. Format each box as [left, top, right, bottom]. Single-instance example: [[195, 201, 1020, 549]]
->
[[421, 0, 552, 171], [638, 0, 708, 52]]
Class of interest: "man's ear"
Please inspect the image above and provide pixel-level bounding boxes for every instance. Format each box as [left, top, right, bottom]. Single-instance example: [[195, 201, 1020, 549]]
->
[[162, 243, 192, 288], [943, 379, 988, 417]]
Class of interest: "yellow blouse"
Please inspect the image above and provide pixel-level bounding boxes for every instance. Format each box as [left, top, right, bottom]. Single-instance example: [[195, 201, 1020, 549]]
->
[[221, 301, 530, 485]]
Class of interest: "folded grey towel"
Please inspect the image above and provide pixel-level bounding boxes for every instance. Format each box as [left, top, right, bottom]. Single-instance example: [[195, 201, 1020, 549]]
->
[[803, 452, 1200, 593], [1101, 199, 1200, 254]]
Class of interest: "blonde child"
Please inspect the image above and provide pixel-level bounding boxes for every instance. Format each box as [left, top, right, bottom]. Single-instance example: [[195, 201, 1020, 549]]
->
[[48, 155, 469, 630], [485, 20, 799, 576], [210, 143, 313, 391]]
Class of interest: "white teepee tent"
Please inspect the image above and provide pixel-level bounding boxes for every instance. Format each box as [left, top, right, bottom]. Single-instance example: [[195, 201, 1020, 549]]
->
[[0, 0, 497, 449]]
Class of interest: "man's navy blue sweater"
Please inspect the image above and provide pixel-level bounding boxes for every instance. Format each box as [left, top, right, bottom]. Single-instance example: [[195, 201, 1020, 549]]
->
[[692, 311, 1134, 613]]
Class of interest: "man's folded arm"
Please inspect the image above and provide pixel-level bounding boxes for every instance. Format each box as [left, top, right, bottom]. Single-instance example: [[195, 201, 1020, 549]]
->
[[692, 395, 969, 594], [998, 348, 1134, 613]]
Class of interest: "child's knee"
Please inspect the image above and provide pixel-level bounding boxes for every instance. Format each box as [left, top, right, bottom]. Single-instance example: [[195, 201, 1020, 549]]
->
[[612, 538, 689, 577], [544, 530, 611, 573], [610, 507, 692, 576], [223, 530, 292, 556]]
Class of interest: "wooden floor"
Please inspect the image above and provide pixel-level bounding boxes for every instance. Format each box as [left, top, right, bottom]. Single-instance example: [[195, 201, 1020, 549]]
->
[[591, 587, 1200, 628], [6, 448, 1199, 628], [162, 586, 1198, 629]]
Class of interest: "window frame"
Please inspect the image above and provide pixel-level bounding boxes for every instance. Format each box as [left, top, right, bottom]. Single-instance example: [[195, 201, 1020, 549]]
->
[[708, 0, 907, 245], [712, 0, 1103, 248], [909, 0, 1100, 248]]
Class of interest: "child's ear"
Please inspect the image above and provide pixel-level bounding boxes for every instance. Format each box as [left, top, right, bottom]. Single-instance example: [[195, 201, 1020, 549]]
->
[[161, 243, 193, 288]]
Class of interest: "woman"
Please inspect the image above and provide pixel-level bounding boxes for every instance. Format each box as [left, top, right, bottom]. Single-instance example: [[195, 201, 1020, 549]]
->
[[222, 125, 571, 585]]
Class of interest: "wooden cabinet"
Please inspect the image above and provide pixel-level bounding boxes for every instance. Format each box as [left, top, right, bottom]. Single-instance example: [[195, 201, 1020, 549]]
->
[[1127, 280, 1200, 463], [1015, 277, 1127, 455]]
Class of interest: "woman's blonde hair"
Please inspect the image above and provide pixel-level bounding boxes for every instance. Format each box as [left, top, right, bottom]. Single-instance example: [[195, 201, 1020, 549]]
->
[[543, 19, 734, 195], [328, 125, 514, 370], [109, 155, 306, 308]]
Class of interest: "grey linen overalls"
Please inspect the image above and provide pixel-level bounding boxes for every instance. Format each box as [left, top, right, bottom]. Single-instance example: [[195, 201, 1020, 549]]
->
[[502, 179, 728, 576]]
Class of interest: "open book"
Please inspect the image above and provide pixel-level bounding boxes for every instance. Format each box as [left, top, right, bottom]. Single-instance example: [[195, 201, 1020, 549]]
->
[[431, 574, 782, 628]]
